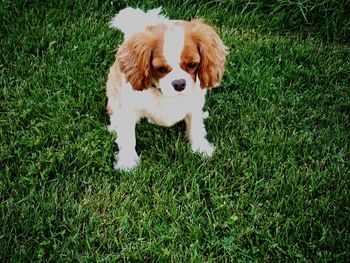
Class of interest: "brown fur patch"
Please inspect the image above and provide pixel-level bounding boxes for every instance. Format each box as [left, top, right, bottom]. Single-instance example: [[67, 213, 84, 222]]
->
[[183, 20, 228, 89]]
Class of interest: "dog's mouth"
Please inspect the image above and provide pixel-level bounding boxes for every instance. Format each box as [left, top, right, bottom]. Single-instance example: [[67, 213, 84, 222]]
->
[[151, 80, 194, 97], [151, 82, 162, 93]]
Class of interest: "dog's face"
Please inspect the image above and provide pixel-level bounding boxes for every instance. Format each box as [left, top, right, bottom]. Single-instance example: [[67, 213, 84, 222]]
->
[[116, 20, 228, 96]]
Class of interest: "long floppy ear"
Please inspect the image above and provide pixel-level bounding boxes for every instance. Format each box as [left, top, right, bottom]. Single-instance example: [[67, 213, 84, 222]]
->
[[190, 20, 228, 89], [116, 32, 155, 91]]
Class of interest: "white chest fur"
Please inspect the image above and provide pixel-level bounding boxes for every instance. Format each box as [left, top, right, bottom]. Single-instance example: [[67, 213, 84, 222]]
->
[[120, 83, 207, 127]]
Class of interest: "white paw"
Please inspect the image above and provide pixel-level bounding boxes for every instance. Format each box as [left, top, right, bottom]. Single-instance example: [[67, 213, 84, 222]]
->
[[114, 150, 139, 171], [191, 140, 215, 157]]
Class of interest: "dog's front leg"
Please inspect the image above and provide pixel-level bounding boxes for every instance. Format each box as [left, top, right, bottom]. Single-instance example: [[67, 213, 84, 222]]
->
[[185, 111, 214, 157], [109, 110, 139, 171]]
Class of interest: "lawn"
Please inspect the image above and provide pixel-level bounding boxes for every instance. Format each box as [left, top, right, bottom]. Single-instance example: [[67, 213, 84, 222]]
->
[[1, 0, 349, 261]]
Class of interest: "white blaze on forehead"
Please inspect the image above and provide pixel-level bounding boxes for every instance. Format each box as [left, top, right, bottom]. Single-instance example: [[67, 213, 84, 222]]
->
[[163, 25, 185, 66]]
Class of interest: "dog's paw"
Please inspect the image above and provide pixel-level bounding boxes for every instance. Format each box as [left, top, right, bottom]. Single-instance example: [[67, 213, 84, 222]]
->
[[191, 140, 215, 157], [114, 150, 139, 171]]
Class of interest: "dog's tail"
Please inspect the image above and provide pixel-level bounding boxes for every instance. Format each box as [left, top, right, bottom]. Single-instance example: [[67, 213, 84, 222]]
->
[[109, 7, 168, 38]]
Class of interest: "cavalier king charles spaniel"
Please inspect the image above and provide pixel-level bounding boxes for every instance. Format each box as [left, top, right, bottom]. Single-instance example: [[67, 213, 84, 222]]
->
[[106, 7, 228, 171]]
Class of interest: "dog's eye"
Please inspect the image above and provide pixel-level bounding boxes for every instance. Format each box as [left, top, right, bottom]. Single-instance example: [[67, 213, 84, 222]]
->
[[156, 66, 168, 74], [187, 62, 198, 69]]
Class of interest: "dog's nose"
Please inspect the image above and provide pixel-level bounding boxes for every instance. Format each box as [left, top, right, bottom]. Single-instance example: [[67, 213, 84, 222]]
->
[[171, 79, 186, 92]]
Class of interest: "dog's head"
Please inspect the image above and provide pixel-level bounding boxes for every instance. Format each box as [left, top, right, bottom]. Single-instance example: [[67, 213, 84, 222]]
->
[[116, 19, 228, 96]]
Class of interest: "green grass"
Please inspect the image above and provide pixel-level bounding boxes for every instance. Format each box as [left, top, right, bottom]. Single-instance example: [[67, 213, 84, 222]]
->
[[1, 0, 349, 261]]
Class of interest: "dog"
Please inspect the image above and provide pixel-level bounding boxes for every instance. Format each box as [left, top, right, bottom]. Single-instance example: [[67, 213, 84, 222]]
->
[[106, 7, 228, 171]]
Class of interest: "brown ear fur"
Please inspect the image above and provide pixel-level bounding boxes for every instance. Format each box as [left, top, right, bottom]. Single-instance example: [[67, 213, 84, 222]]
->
[[116, 32, 155, 91], [190, 20, 228, 89]]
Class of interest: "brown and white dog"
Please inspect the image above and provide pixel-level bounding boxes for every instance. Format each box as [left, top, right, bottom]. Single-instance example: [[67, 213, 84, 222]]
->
[[106, 7, 228, 171]]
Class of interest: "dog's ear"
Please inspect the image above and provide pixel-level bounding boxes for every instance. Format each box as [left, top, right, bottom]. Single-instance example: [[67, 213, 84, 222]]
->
[[190, 20, 228, 89], [117, 32, 155, 91]]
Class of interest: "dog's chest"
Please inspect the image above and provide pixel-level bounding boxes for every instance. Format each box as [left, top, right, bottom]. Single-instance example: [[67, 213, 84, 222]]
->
[[141, 94, 191, 127]]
